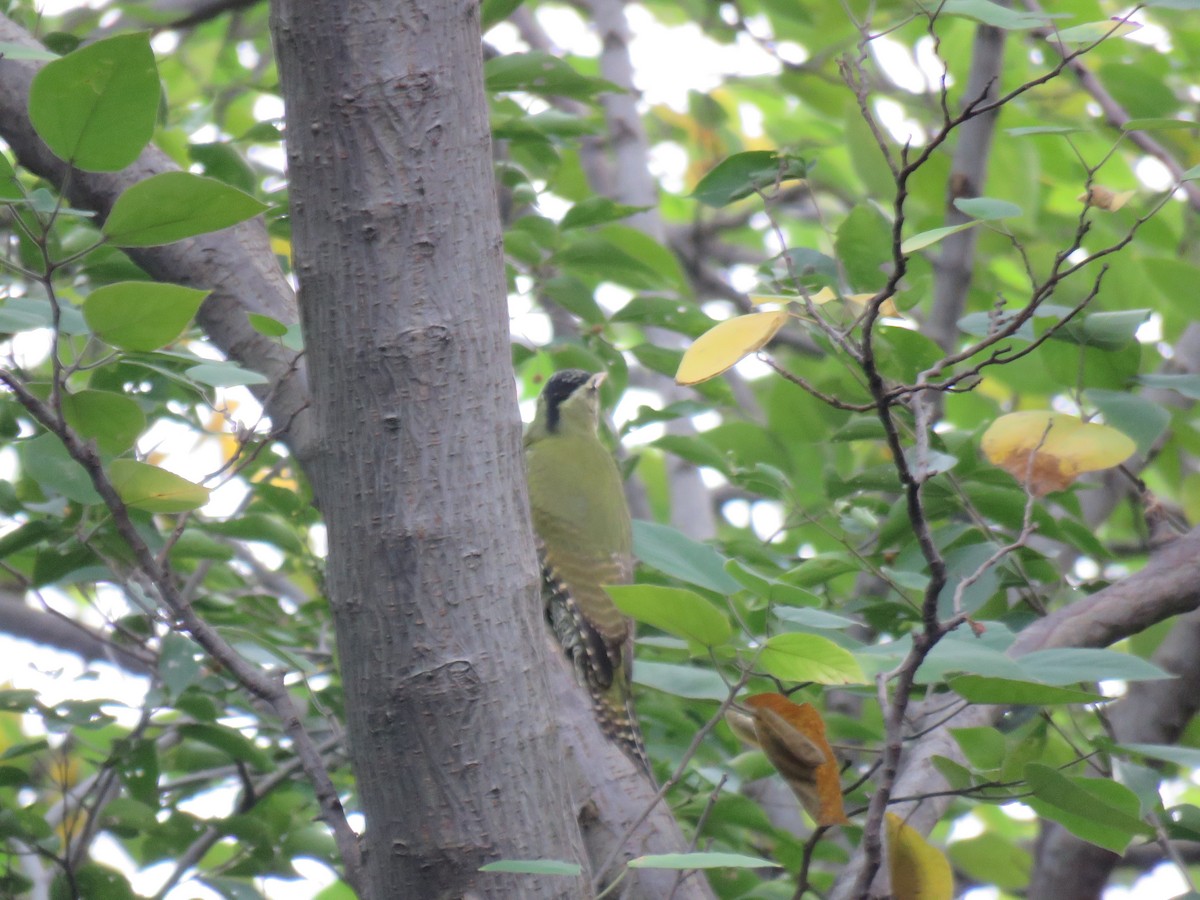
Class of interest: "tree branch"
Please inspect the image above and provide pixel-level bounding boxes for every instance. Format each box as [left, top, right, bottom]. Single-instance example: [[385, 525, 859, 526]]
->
[[830, 526, 1200, 897], [0, 372, 364, 893], [0, 14, 314, 462]]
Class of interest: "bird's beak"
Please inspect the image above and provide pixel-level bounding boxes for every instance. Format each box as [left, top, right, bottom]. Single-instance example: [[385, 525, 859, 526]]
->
[[587, 372, 607, 391]]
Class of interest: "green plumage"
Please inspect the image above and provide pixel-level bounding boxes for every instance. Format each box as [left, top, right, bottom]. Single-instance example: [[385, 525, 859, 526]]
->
[[525, 370, 649, 773]]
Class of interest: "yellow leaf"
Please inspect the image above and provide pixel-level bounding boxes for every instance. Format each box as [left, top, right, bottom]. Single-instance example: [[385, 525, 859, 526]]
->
[[270, 235, 292, 263], [744, 693, 848, 826], [886, 813, 954, 900], [844, 292, 900, 317], [675, 310, 787, 385], [981, 411, 1135, 496], [807, 287, 838, 305]]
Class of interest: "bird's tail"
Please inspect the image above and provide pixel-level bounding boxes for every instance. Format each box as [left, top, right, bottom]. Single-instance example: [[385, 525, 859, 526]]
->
[[593, 672, 653, 778]]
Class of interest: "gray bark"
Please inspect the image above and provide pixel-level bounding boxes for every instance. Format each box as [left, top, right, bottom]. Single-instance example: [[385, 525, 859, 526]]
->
[[270, 1, 588, 896], [927, 21, 1005, 352]]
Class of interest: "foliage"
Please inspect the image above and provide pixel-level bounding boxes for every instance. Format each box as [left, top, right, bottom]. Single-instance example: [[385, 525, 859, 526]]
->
[[2, 0, 1200, 898]]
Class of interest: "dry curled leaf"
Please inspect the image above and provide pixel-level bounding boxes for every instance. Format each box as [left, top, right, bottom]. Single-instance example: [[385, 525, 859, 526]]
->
[[733, 693, 849, 826], [1078, 185, 1134, 211]]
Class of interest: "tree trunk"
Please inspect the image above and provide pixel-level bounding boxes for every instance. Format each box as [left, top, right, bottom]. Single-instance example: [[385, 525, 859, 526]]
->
[[270, 1, 589, 896]]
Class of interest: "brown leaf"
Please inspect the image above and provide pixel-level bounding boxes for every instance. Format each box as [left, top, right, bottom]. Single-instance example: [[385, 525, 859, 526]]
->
[[744, 693, 848, 826]]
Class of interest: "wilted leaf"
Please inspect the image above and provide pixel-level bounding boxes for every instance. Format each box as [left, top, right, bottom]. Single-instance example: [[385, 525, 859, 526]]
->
[[743, 693, 848, 826], [980, 411, 1135, 495], [675, 310, 787, 385], [1078, 186, 1135, 211], [886, 813, 954, 900]]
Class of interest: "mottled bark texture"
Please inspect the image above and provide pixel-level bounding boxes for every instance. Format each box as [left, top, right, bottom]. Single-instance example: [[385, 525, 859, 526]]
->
[[270, 1, 588, 896]]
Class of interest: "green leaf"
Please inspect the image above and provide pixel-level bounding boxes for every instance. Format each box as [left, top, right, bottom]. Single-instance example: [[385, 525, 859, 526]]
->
[[0, 42, 58, 61], [481, 0, 525, 29], [0, 690, 40, 713], [1007, 125, 1082, 136], [28, 32, 159, 171], [939, 0, 1056, 29], [832, 416, 887, 442], [633, 661, 730, 700], [900, 222, 979, 253], [597, 225, 688, 291], [948, 833, 1031, 891], [916, 635, 1025, 684], [560, 197, 649, 230], [953, 197, 1023, 220], [60, 390, 145, 455], [1182, 164, 1200, 182], [58, 864, 136, 900], [185, 361, 270, 388], [1053, 19, 1142, 45], [931, 755, 975, 791], [628, 852, 780, 870], [691, 151, 809, 207], [1019, 648, 1171, 684], [479, 859, 582, 876], [606, 584, 732, 645], [177, 723, 272, 772], [159, 633, 202, 700], [108, 459, 210, 513], [485, 52, 615, 100], [759, 633, 868, 684], [1024, 763, 1152, 852], [632, 520, 741, 594], [772, 607, 859, 630], [834, 204, 893, 291], [19, 432, 100, 504], [1062, 309, 1151, 350], [83, 282, 208, 351], [1122, 117, 1200, 131], [1084, 389, 1169, 456], [1138, 372, 1200, 399], [246, 313, 289, 338], [103, 172, 268, 246], [116, 740, 159, 807], [553, 235, 671, 290], [1121, 743, 1200, 769], [203, 514, 306, 555], [948, 675, 1105, 705], [0, 297, 87, 335], [786, 554, 860, 587]]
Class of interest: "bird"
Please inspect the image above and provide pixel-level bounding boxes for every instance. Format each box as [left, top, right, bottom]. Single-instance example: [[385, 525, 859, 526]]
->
[[524, 369, 650, 774]]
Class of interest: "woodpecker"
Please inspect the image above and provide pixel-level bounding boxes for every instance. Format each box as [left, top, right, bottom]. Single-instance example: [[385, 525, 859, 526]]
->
[[524, 369, 649, 773]]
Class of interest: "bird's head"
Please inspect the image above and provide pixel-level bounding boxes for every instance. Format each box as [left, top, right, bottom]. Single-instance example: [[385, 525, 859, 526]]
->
[[526, 369, 607, 442]]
